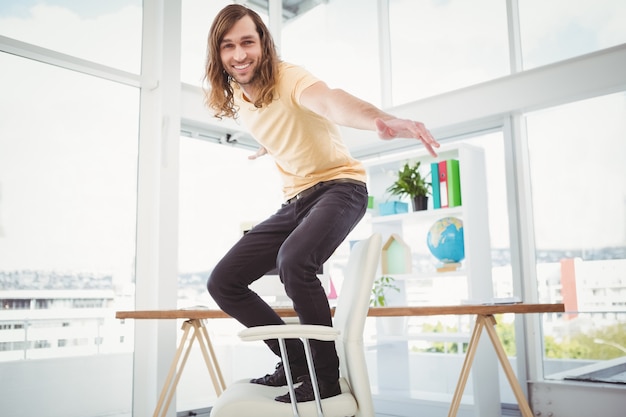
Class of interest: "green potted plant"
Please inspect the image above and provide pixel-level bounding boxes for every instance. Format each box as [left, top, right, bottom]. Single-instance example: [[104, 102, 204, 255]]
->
[[370, 275, 400, 307], [386, 161, 431, 211], [371, 275, 407, 336]]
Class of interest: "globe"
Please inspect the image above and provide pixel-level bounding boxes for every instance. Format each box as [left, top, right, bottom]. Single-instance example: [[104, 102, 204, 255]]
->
[[426, 217, 465, 264]]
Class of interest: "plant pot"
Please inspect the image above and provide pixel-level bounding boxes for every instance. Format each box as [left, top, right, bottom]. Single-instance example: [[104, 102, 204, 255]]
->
[[412, 195, 428, 211], [376, 316, 408, 337]]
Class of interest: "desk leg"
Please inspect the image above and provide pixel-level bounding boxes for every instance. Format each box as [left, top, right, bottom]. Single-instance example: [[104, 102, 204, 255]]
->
[[447, 315, 486, 417], [154, 320, 196, 417], [483, 315, 533, 417], [192, 319, 226, 394], [153, 319, 228, 417]]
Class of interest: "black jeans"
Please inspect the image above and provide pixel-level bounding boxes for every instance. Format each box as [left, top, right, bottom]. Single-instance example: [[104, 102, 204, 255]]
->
[[207, 179, 368, 382]]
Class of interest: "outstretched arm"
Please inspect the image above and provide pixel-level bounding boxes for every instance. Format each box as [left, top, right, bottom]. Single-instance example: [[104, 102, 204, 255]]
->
[[299, 81, 440, 157]]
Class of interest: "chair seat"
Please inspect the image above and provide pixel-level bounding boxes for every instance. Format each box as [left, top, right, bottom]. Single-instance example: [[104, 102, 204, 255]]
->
[[210, 378, 357, 417]]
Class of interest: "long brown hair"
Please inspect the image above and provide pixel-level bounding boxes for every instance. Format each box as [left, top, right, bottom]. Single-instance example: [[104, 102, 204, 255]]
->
[[204, 4, 280, 119]]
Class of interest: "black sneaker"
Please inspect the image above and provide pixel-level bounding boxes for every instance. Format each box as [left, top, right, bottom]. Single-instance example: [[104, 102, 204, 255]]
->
[[250, 362, 307, 387], [274, 375, 341, 403]]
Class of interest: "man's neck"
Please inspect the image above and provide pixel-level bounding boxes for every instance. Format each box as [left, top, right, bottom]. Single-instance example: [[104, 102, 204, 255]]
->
[[239, 83, 258, 103]]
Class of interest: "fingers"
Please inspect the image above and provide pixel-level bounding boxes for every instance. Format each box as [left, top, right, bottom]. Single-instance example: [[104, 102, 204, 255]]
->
[[423, 141, 438, 158], [248, 147, 267, 160], [376, 118, 440, 157], [413, 122, 440, 157]]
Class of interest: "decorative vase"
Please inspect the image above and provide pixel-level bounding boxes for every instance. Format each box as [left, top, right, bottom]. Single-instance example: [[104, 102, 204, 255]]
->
[[412, 195, 428, 211]]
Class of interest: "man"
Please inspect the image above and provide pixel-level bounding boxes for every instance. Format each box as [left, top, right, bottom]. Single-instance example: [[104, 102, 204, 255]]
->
[[204, 4, 439, 403]]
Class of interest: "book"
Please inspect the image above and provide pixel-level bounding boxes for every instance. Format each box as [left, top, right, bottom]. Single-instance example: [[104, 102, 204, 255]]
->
[[438, 160, 448, 208], [447, 159, 462, 207], [431, 162, 440, 209]]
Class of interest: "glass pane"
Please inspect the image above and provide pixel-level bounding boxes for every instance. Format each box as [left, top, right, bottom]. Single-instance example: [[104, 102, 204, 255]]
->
[[389, 0, 509, 105], [181, 0, 232, 86], [464, 132, 513, 299], [342, 130, 515, 409], [0, 53, 138, 415], [178, 138, 284, 300], [519, 0, 626, 70], [525, 92, 626, 381], [177, 136, 284, 411], [0, 0, 142, 73], [281, 0, 381, 107]]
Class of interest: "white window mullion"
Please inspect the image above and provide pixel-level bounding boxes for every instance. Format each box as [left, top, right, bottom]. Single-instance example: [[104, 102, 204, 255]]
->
[[0, 34, 140, 87], [506, 0, 524, 73], [378, 0, 392, 108], [134, 1, 182, 416]]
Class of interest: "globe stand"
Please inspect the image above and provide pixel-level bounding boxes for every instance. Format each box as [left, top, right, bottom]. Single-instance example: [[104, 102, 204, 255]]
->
[[436, 262, 462, 273]]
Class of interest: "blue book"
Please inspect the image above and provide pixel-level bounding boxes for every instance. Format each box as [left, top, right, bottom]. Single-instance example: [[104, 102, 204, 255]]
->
[[431, 162, 441, 209]]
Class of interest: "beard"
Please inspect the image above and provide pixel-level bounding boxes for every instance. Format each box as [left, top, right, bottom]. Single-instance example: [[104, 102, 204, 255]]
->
[[227, 63, 259, 87]]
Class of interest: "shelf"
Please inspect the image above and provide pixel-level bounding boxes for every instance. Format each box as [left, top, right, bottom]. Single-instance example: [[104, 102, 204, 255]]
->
[[381, 270, 468, 281], [371, 206, 464, 225]]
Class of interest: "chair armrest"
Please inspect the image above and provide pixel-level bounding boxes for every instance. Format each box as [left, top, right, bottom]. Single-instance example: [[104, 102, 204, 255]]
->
[[239, 324, 340, 342]]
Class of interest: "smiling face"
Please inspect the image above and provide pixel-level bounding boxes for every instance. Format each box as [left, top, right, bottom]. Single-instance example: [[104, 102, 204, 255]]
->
[[220, 15, 263, 96]]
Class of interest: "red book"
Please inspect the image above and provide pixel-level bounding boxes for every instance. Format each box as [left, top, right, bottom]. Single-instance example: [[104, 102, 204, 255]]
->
[[438, 160, 448, 208]]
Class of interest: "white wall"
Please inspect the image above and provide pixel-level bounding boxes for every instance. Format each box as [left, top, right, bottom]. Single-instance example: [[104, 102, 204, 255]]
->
[[0, 353, 132, 417]]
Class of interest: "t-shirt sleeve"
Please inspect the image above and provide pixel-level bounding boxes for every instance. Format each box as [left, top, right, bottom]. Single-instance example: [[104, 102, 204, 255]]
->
[[280, 63, 320, 105]]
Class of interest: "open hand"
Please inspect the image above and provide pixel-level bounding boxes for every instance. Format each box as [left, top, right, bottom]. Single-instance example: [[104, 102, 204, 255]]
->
[[248, 146, 268, 160], [375, 118, 440, 157]]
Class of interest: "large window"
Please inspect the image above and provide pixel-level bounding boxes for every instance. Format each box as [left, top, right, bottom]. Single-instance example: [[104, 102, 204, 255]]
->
[[1, 3, 141, 417], [388, 0, 510, 105], [180, 0, 232, 86], [177, 136, 283, 309], [0, 52, 139, 356], [525, 92, 626, 381], [464, 132, 513, 298], [0, 0, 142, 73], [518, 0, 626, 70], [281, 0, 381, 107], [0, 51, 139, 415], [176, 136, 284, 411]]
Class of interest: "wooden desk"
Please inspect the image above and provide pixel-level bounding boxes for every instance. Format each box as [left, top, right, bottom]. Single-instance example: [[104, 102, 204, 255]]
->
[[117, 303, 564, 417]]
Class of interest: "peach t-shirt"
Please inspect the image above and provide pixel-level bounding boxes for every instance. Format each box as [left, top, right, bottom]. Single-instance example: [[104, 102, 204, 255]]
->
[[233, 62, 366, 200]]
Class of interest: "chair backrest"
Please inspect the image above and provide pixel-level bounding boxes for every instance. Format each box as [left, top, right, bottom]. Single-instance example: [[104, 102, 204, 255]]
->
[[332, 233, 381, 417]]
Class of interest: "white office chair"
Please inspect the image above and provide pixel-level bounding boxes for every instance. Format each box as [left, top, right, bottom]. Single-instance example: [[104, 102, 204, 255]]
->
[[210, 233, 382, 417]]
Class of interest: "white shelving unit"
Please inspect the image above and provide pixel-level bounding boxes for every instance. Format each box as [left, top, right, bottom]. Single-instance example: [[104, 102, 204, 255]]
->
[[364, 142, 493, 302], [362, 143, 502, 417]]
